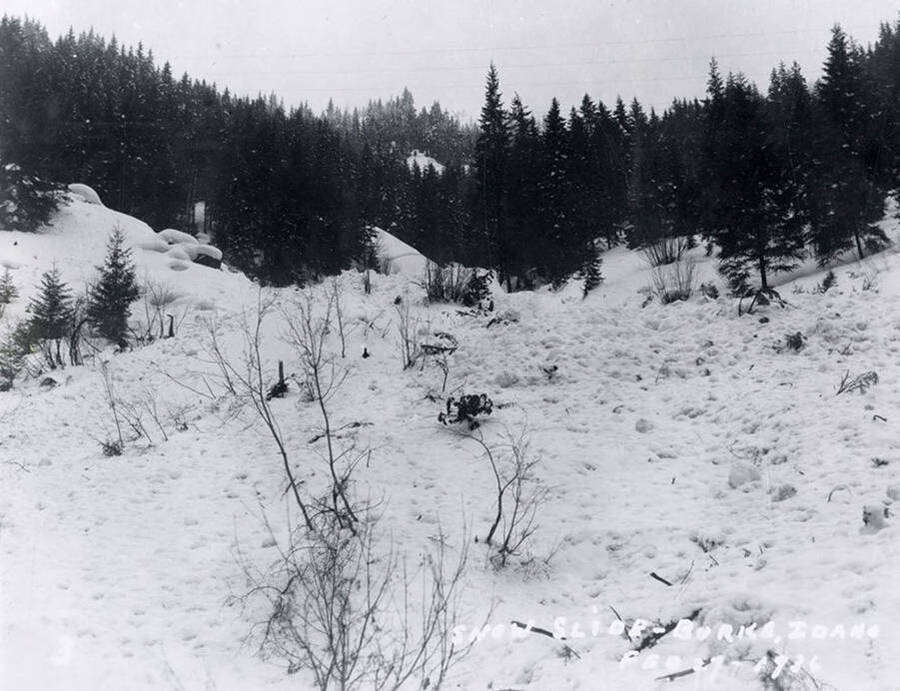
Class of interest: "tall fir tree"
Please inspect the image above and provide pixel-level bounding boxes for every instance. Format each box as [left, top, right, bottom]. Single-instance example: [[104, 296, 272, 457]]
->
[[88, 227, 140, 345], [810, 26, 887, 262], [473, 64, 510, 283], [701, 70, 807, 293]]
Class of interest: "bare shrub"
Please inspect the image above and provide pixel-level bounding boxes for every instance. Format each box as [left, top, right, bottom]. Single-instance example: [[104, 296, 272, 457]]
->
[[98, 361, 125, 453], [648, 256, 697, 304], [395, 298, 421, 370], [329, 277, 350, 359], [246, 514, 475, 691], [461, 427, 547, 568], [138, 279, 180, 341], [207, 292, 314, 530], [836, 370, 879, 395], [421, 262, 472, 304], [641, 237, 690, 267], [281, 290, 358, 531]]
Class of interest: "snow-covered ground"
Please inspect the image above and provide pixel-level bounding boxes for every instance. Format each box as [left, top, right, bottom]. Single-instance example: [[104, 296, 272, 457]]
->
[[2, 197, 900, 690], [406, 150, 445, 175]]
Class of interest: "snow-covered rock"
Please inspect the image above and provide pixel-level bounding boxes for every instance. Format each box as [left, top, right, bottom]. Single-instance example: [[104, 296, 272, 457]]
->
[[136, 236, 171, 253], [158, 228, 199, 246], [67, 183, 104, 206]]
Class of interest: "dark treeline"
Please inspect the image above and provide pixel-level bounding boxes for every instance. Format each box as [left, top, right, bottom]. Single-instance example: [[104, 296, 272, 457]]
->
[[1, 14, 899, 293]]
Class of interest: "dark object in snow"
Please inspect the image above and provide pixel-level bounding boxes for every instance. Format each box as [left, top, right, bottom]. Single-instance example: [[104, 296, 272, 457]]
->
[[649, 571, 673, 586], [266, 361, 288, 400], [192, 252, 221, 269], [394, 295, 403, 305], [759, 316, 769, 324], [39, 377, 58, 389], [438, 393, 493, 430], [784, 331, 805, 351], [362, 347, 370, 359]]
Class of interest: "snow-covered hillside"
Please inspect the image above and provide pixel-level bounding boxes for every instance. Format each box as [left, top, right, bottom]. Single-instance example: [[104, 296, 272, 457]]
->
[[406, 150, 445, 175], [3, 197, 900, 690]]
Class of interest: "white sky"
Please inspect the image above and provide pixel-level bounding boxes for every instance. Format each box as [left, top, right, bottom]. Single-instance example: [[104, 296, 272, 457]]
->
[[4, 1, 896, 121]]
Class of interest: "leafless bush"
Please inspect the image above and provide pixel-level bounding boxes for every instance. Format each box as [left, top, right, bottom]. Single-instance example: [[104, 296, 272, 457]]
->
[[117, 386, 171, 444], [641, 236, 690, 267], [282, 290, 358, 531], [199, 316, 238, 396], [329, 277, 349, 359], [648, 256, 697, 304], [208, 292, 314, 530], [247, 514, 475, 691], [98, 361, 125, 453], [420, 262, 473, 304], [141, 280, 180, 340], [395, 298, 421, 370], [462, 426, 547, 568], [836, 370, 879, 395]]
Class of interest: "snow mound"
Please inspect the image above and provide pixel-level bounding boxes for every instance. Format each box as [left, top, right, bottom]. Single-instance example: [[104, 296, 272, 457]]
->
[[406, 149, 445, 175], [158, 228, 199, 246], [67, 183, 104, 206], [0, 196, 255, 324], [372, 227, 430, 277]]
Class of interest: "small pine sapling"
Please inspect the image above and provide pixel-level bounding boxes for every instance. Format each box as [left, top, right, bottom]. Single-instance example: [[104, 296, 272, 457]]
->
[[0, 268, 18, 304], [88, 227, 140, 346]]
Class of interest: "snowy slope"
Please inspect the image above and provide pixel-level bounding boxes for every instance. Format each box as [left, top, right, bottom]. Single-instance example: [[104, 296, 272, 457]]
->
[[406, 150, 445, 175], [3, 198, 900, 690], [372, 225, 430, 276]]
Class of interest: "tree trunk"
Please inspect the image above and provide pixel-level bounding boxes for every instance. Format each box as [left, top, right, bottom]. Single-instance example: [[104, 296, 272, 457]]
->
[[854, 230, 865, 261]]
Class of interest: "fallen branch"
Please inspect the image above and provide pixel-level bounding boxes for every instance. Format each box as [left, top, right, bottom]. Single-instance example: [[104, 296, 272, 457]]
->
[[510, 620, 563, 640], [649, 571, 673, 587], [634, 608, 702, 653]]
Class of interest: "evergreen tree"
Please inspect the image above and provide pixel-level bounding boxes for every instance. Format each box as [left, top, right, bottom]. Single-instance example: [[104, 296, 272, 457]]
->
[[473, 64, 510, 283], [0, 267, 18, 303], [701, 70, 807, 293], [0, 323, 25, 390], [810, 26, 887, 262], [538, 98, 577, 286], [28, 265, 73, 368], [506, 94, 542, 288], [87, 227, 140, 345]]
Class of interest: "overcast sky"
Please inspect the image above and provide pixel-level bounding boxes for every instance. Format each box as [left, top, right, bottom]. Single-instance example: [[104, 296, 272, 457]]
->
[[4, 1, 897, 120]]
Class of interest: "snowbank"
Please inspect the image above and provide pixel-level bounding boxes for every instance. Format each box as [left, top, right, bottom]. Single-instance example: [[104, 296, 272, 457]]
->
[[158, 228, 199, 246], [372, 226, 429, 277], [67, 183, 104, 206]]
